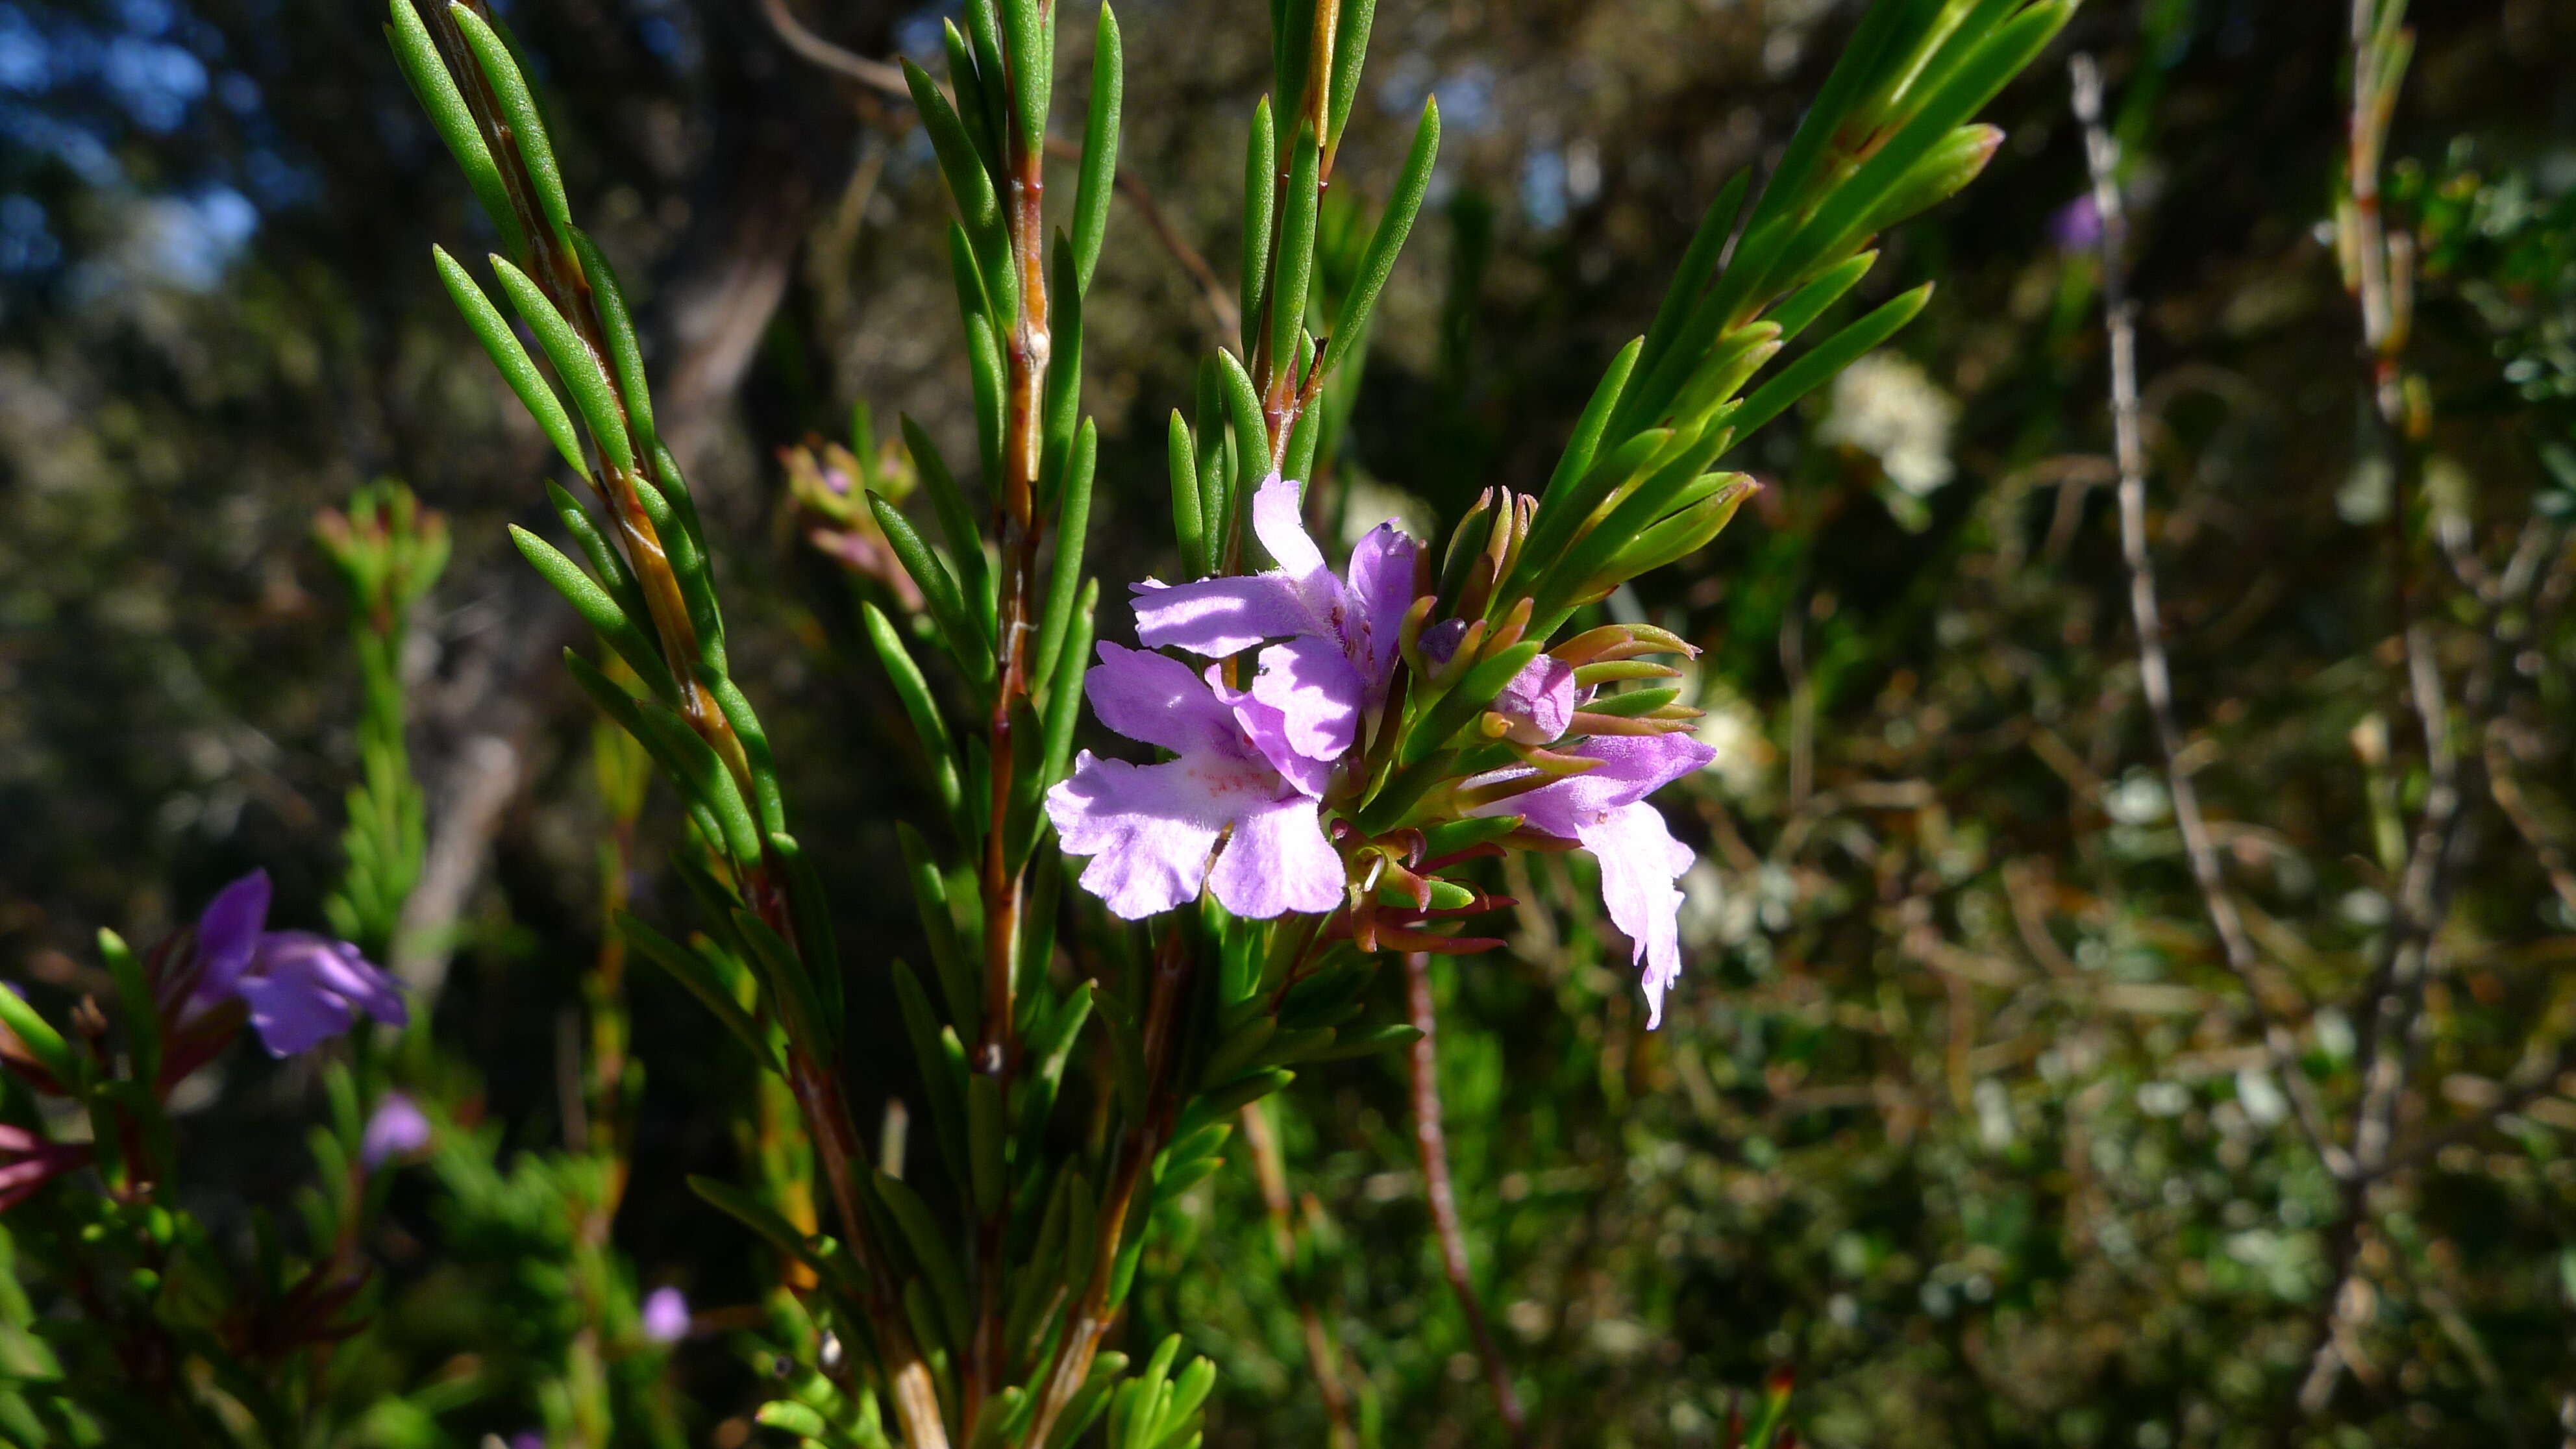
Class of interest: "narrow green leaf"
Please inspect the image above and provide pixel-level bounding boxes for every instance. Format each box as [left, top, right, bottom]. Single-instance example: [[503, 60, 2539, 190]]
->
[[1729, 282, 1933, 441], [510, 526, 671, 697], [445, 3, 571, 246], [998, 0, 1049, 157], [689, 1174, 829, 1273], [891, 960, 972, 1191], [908, 56, 1017, 328], [696, 667, 784, 839], [965, 0, 1014, 180], [487, 255, 634, 475], [873, 1170, 972, 1350], [1324, 0, 1379, 147], [1857, 123, 2003, 240], [541, 481, 663, 693], [1239, 97, 1276, 361], [1794, 3, 2072, 277], [1280, 330, 1322, 483], [1633, 167, 1749, 387], [1323, 97, 1438, 374], [1763, 251, 1877, 345], [1541, 336, 1642, 504], [1071, 4, 1122, 293], [863, 603, 970, 840], [1215, 348, 1268, 499], [732, 906, 833, 1054], [564, 649, 761, 867], [620, 915, 779, 1071], [571, 228, 656, 459], [0, 984, 75, 1089], [1192, 357, 1231, 562], [1305, 1021, 1423, 1061], [101, 929, 157, 1089], [945, 19, 1006, 186], [1166, 411, 1205, 577], [1039, 578, 1096, 800], [1039, 234, 1085, 510], [1032, 420, 1096, 692], [901, 413, 994, 649], [895, 823, 975, 1032], [384, 0, 521, 257], [432, 245, 586, 481], [869, 492, 992, 689], [1268, 129, 1322, 377]]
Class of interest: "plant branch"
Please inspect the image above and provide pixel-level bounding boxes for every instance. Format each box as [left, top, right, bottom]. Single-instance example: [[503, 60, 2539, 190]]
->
[[1403, 952, 1527, 1447], [2070, 54, 2347, 1176]]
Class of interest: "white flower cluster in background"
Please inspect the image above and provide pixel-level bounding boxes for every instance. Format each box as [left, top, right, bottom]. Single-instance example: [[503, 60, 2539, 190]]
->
[[1818, 350, 1959, 500]]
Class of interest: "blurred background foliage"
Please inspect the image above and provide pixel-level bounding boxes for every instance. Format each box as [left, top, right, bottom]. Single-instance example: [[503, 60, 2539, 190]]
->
[[3, 0, 2575, 1443]]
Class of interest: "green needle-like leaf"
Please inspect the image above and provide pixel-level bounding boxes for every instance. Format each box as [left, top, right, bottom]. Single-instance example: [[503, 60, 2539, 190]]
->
[[1071, 5, 1123, 294], [487, 255, 634, 475], [445, 3, 572, 247], [1324, 97, 1438, 377], [384, 0, 521, 257], [433, 246, 588, 481]]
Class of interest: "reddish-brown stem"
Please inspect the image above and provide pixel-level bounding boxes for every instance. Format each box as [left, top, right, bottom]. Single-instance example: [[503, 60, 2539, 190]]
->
[[1402, 952, 1528, 1446]]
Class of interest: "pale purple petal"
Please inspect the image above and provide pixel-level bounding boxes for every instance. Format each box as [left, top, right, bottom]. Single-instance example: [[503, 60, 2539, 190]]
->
[[1245, 636, 1361, 765], [362, 1092, 432, 1167], [1084, 642, 1248, 760], [1206, 797, 1345, 919], [1046, 754, 1233, 919], [1208, 667, 1335, 800], [1340, 523, 1420, 695], [233, 934, 408, 1057], [641, 1286, 691, 1344], [194, 869, 271, 1002], [1495, 655, 1579, 745], [1573, 801, 1697, 1029], [1249, 472, 1329, 581], [1131, 574, 1320, 658], [1493, 734, 1718, 837]]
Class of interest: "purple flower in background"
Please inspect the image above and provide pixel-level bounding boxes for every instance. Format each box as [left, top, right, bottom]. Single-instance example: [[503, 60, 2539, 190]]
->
[[1046, 643, 1345, 921], [640, 1285, 691, 1344], [1466, 734, 1715, 1027], [1133, 473, 1420, 762], [361, 1092, 432, 1168], [2049, 193, 2102, 254], [192, 871, 409, 1057]]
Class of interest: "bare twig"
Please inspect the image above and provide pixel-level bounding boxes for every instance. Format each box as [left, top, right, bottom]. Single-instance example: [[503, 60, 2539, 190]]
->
[[757, 0, 907, 95], [2070, 53, 2347, 1176], [1403, 952, 1529, 1446], [2483, 723, 2576, 913]]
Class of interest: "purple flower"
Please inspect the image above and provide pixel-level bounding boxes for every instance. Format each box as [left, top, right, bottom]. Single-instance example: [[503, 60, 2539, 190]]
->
[[1133, 473, 1420, 760], [1492, 654, 1580, 745], [1466, 734, 1715, 1027], [2049, 193, 2102, 254], [192, 871, 409, 1057], [1046, 642, 1346, 921], [640, 1285, 691, 1344], [360, 1092, 431, 1168]]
